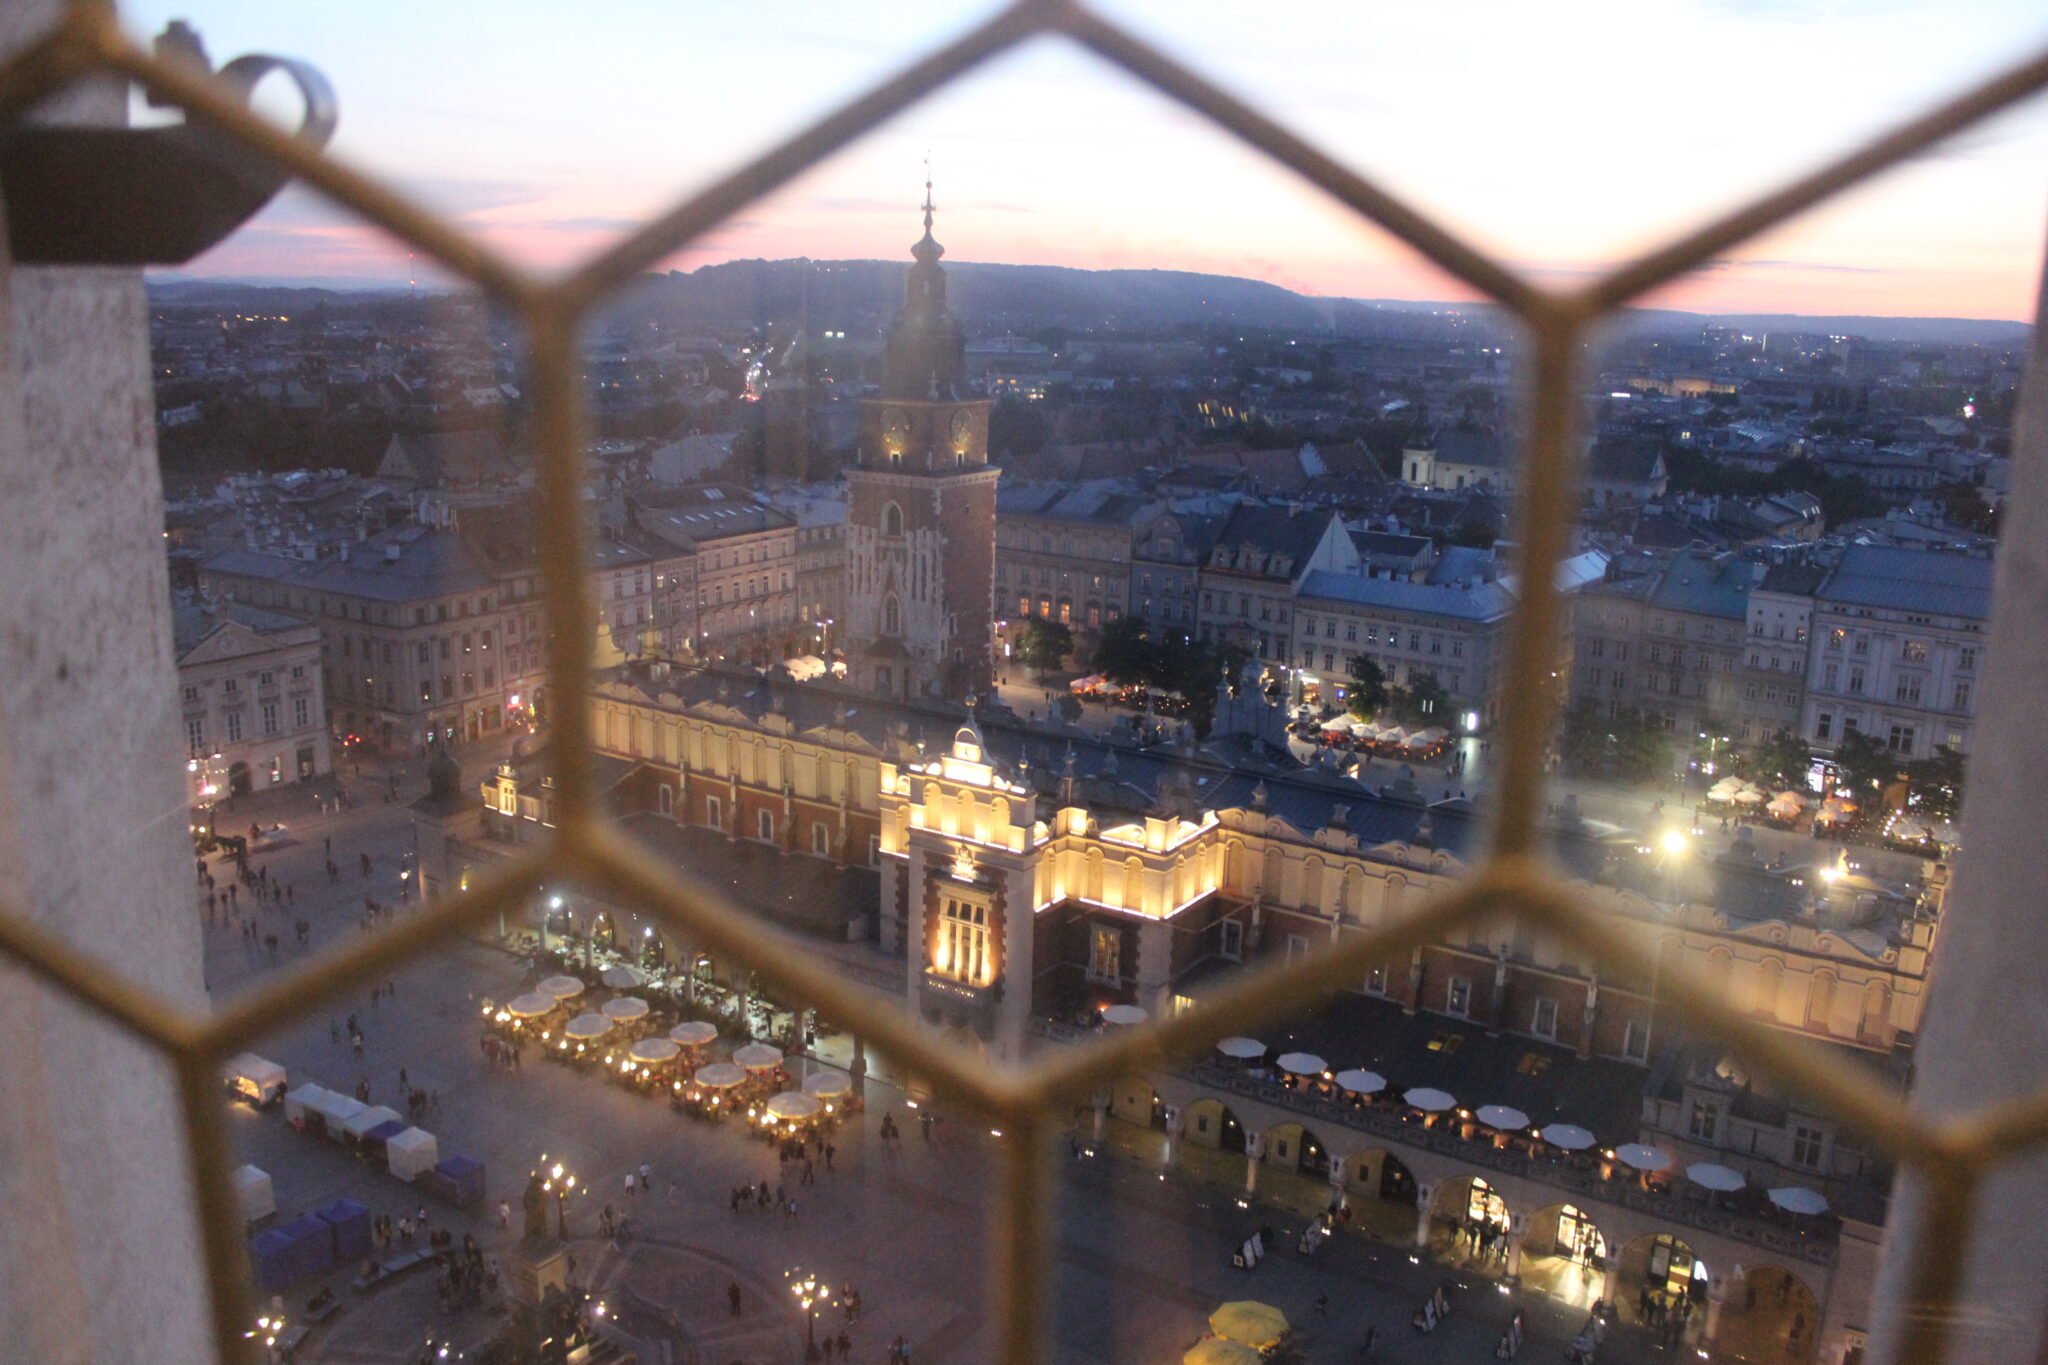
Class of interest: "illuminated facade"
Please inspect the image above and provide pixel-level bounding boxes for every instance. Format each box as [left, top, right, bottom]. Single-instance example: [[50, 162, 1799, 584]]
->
[[843, 184, 999, 702]]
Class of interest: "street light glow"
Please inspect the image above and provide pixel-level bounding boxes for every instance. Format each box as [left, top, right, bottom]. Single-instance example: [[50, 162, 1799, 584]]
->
[[1660, 830, 1689, 856]]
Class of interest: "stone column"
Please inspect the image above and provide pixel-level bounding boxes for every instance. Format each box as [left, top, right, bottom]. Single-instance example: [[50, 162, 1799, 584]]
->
[[1415, 1184, 1436, 1248], [1702, 1277, 1726, 1353], [0, 11, 213, 1357], [1327, 1160, 1348, 1214], [849, 1036, 867, 1102], [1162, 1106, 1184, 1169], [1244, 1131, 1265, 1196], [1868, 229, 2048, 1365], [1090, 1090, 1110, 1144]]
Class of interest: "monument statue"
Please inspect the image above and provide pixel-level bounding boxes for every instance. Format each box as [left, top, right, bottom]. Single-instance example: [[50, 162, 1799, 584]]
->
[[522, 1169, 551, 1243]]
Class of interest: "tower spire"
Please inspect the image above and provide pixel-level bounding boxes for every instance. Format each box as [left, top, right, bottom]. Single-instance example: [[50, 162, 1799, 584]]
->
[[922, 155, 935, 233]]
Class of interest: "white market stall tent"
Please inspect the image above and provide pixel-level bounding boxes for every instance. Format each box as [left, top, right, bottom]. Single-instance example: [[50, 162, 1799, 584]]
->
[[283, 1084, 334, 1126], [343, 1105, 404, 1143], [387, 1127, 439, 1181], [224, 1053, 287, 1105], [232, 1165, 274, 1224]]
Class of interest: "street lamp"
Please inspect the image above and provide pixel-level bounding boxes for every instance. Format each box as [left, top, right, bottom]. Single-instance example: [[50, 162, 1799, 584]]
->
[[539, 1156, 578, 1239], [786, 1267, 833, 1352]]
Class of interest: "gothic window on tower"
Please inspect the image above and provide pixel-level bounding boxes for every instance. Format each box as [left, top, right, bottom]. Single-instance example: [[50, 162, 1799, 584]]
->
[[885, 595, 901, 636], [935, 895, 992, 987], [1088, 924, 1122, 984], [884, 502, 904, 537]]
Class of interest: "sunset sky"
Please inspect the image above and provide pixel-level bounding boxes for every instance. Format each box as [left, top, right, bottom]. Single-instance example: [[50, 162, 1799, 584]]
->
[[124, 0, 2048, 320]]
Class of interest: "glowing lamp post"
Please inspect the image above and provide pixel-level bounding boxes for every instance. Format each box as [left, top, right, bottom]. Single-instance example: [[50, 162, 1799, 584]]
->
[[786, 1267, 832, 1352], [540, 1156, 577, 1239]]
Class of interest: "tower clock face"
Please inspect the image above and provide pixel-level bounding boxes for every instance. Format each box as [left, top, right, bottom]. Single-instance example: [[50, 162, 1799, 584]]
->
[[950, 409, 974, 451], [882, 408, 912, 447]]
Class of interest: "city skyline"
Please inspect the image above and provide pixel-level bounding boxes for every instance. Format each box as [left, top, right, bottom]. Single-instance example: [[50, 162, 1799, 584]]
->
[[124, 0, 2048, 319]]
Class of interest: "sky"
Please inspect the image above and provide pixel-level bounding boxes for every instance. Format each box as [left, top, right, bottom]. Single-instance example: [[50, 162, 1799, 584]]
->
[[119, 0, 2048, 320]]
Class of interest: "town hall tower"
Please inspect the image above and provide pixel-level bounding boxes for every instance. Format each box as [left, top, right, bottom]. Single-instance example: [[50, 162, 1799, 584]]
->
[[843, 179, 998, 701]]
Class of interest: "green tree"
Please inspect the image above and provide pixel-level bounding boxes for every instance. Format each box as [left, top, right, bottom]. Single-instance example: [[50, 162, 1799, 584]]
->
[[1091, 615, 1163, 689], [1747, 729, 1813, 793], [1559, 704, 1671, 785], [1904, 744, 1966, 821], [1390, 672, 1451, 726], [1833, 730, 1897, 800], [1055, 693, 1083, 725], [1014, 618, 1074, 680], [1346, 656, 1390, 720]]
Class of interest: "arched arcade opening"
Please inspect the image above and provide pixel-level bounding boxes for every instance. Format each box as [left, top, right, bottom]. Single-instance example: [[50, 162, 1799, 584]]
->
[[1518, 1202, 1610, 1312]]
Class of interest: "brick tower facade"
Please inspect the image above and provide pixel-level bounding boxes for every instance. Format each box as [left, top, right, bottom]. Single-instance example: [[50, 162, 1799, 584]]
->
[[844, 181, 998, 702]]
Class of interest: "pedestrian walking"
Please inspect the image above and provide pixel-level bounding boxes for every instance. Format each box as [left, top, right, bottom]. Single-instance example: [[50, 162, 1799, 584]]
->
[[835, 1330, 851, 1358], [668, 1180, 678, 1207], [728, 1281, 743, 1316], [639, 1161, 652, 1195], [1315, 1289, 1329, 1321], [624, 1170, 637, 1200], [498, 1200, 510, 1231]]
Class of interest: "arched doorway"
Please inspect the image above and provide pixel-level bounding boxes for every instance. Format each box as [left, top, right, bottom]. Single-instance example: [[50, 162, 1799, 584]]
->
[[591, 912, 617, 954], [1337, 1149, 1416, 1240], [1182, 1099, 1246, 1153], [1109, 1078, 1158, 1130], [228, 761, 252, 797], [1616, 1233, 1708, 1343], [1429, 1175, 1512, 1267], [639, 926, 667, 969], [1720, 1265, 1821, 1365], [1260, 1123, 1328, 1176], [1519, 1203, 1610, 1311]]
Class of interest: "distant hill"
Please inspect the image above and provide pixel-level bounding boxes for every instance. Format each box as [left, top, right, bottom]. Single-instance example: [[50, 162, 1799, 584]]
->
[[149, 265, 2030, 346]]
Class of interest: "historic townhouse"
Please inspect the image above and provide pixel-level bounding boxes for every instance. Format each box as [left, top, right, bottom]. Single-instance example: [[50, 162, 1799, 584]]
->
[[1800, 545, 1991, 762]]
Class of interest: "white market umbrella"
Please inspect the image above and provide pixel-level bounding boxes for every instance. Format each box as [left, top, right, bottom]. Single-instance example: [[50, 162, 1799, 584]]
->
[[1102, 1004, 1149, 1026], [601, 965, 647, 989], [669, 1020, 718, 1047], [628, 1038, 680, 1065], [1477, 1105, 1530, 1131], [765, 1091, 823, 1121], [1768, 1186, 1830, 1215], [601, 996, 649, 1022], [538, 975, 585, 1000], [1617, 1143, 1674, 1172], [1892, 819, 1933, 841], [1276, 1052, 1327, 1076], [801, 1070, 852, 1099], [1772, 790, 1807, 809], [505, 992, 556, 1020], [562, 1013, 611, 1041], [1687, 1162, 1747, 1193], [1708, 776, 1743, 799], [694, 1062, 746, 1089], [1732, 785, 1766, 804], [1541, 1123, 1596, 1151], [1404, 1087, 1457, 1113], [1216, 1036, 1266, 1060], [1333, 1069, 1386, 1095], [732, 1042, 784, 1072]]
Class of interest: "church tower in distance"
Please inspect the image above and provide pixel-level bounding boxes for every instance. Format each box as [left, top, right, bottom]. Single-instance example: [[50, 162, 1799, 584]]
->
[[844, 178, 998, 702]]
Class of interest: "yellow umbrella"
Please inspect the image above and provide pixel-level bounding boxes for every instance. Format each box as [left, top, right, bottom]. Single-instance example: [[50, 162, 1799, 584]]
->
[[1209, 1301, 1288, 1349], [1185, 1339, 1263, 1365]]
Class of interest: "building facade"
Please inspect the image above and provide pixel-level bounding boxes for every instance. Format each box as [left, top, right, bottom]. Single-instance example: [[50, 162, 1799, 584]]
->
[[174, 601, 331, 801], [1800, 546, 1991, 760], [202, 523, 546, 750]]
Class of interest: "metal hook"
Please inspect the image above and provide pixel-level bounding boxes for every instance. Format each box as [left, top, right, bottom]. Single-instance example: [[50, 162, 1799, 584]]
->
[[0, 28, 336, 265]]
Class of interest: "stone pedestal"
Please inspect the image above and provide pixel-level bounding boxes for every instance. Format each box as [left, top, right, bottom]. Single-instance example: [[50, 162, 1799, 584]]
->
[[512, 1239, 570, 1306]]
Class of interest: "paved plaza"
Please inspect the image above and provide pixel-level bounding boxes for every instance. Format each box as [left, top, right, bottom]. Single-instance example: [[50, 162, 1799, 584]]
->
[[204, 745, 1758, 1363]]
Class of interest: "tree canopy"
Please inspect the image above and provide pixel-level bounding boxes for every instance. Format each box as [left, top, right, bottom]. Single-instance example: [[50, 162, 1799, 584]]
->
[[1014, 618, 1074, 679]]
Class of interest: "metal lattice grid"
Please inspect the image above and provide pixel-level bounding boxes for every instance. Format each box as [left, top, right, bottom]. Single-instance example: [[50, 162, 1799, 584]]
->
[[0, 2, 2046, 1361]]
